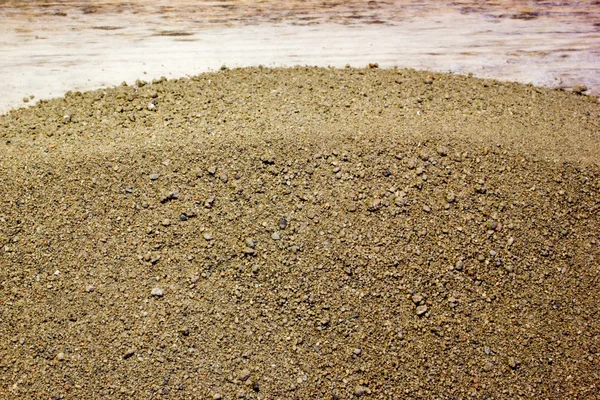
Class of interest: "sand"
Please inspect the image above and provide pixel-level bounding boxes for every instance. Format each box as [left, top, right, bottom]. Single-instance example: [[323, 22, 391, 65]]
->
[[0, 67, 599, 399]]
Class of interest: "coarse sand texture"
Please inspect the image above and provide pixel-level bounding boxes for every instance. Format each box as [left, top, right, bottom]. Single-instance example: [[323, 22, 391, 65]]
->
[[0, 67, 599, 399]]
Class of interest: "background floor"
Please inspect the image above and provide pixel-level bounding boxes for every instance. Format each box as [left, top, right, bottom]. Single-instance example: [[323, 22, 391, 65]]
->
[[1, 0, 599, 113]]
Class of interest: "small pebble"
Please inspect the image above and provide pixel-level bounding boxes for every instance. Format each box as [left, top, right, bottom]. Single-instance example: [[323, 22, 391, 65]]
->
[[508, 357, 521, 369], [124, 349, 136, 359], [448, 297, 458, 307], [416, 305, 428, 316], [162, 218, 171, 227], [151, 288, 164, 297], [150, 173, 159, 181], [245, 238, 256, 248], [412, 294, 424, 305], [272, 232, 281, 240], [572, 84, 587, 95], [243, 247, 256, 256], [203, 232, 214, 241], [239, 369, 251, 381], [57, 352, 65, 361], [354, 385, 369, 396], [446, 192, 456, 203]]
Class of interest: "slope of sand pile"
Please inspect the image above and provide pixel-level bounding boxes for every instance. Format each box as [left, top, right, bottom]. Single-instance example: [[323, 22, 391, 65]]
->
[[1, 67, 599, 399]]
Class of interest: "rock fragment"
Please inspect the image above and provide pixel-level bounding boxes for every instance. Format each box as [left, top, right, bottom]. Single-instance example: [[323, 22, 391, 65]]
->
[[239, 369, 251, 381], [572, 85, 588, 95], [508, 357, 521, 370], [416, 305, 428, 316], [354, 385, 370, 396]]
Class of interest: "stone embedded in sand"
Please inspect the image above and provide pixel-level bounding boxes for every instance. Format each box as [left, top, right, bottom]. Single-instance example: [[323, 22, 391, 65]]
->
[[446, 192, 456, 203], [239, 369, 251, 381], [279, 218, 288, 230], [151, 288, 164, 297], [416, 305, 428, 316], [508, 357, 521, 369], [355, 385, 369, 396], [205, 196, 215, 208], [412, 294, 424, 305], [123, 349, 136, 359]]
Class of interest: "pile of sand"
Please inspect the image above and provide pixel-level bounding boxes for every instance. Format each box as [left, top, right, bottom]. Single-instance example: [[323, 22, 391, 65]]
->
[[0, 67, 598, 399]]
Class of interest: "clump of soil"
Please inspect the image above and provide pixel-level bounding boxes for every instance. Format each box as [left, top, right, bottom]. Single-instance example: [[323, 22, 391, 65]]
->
[[0, 67, 599, 399]]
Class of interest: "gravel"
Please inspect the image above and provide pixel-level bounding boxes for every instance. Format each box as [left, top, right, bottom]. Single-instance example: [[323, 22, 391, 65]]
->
[[0, 67, 598, 399], [415, 305, 428, 316]]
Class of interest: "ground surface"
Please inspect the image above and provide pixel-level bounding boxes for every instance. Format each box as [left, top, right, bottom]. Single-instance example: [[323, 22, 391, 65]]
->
[[0, 68, 599, 399]]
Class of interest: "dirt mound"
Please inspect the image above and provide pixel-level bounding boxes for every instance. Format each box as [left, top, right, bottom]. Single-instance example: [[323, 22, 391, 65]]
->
[[1, 67, 599, 399]]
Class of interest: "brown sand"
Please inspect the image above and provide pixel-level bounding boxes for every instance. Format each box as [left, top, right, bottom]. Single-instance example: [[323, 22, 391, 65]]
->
[[1, 67, 599, 399]]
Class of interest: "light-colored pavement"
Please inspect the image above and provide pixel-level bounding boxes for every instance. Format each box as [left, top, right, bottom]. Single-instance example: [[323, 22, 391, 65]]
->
[[1, 0, 598, 114]]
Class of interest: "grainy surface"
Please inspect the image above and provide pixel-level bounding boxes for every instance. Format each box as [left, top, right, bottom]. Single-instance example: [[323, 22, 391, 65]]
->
[[0, 67, 599, 399]]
